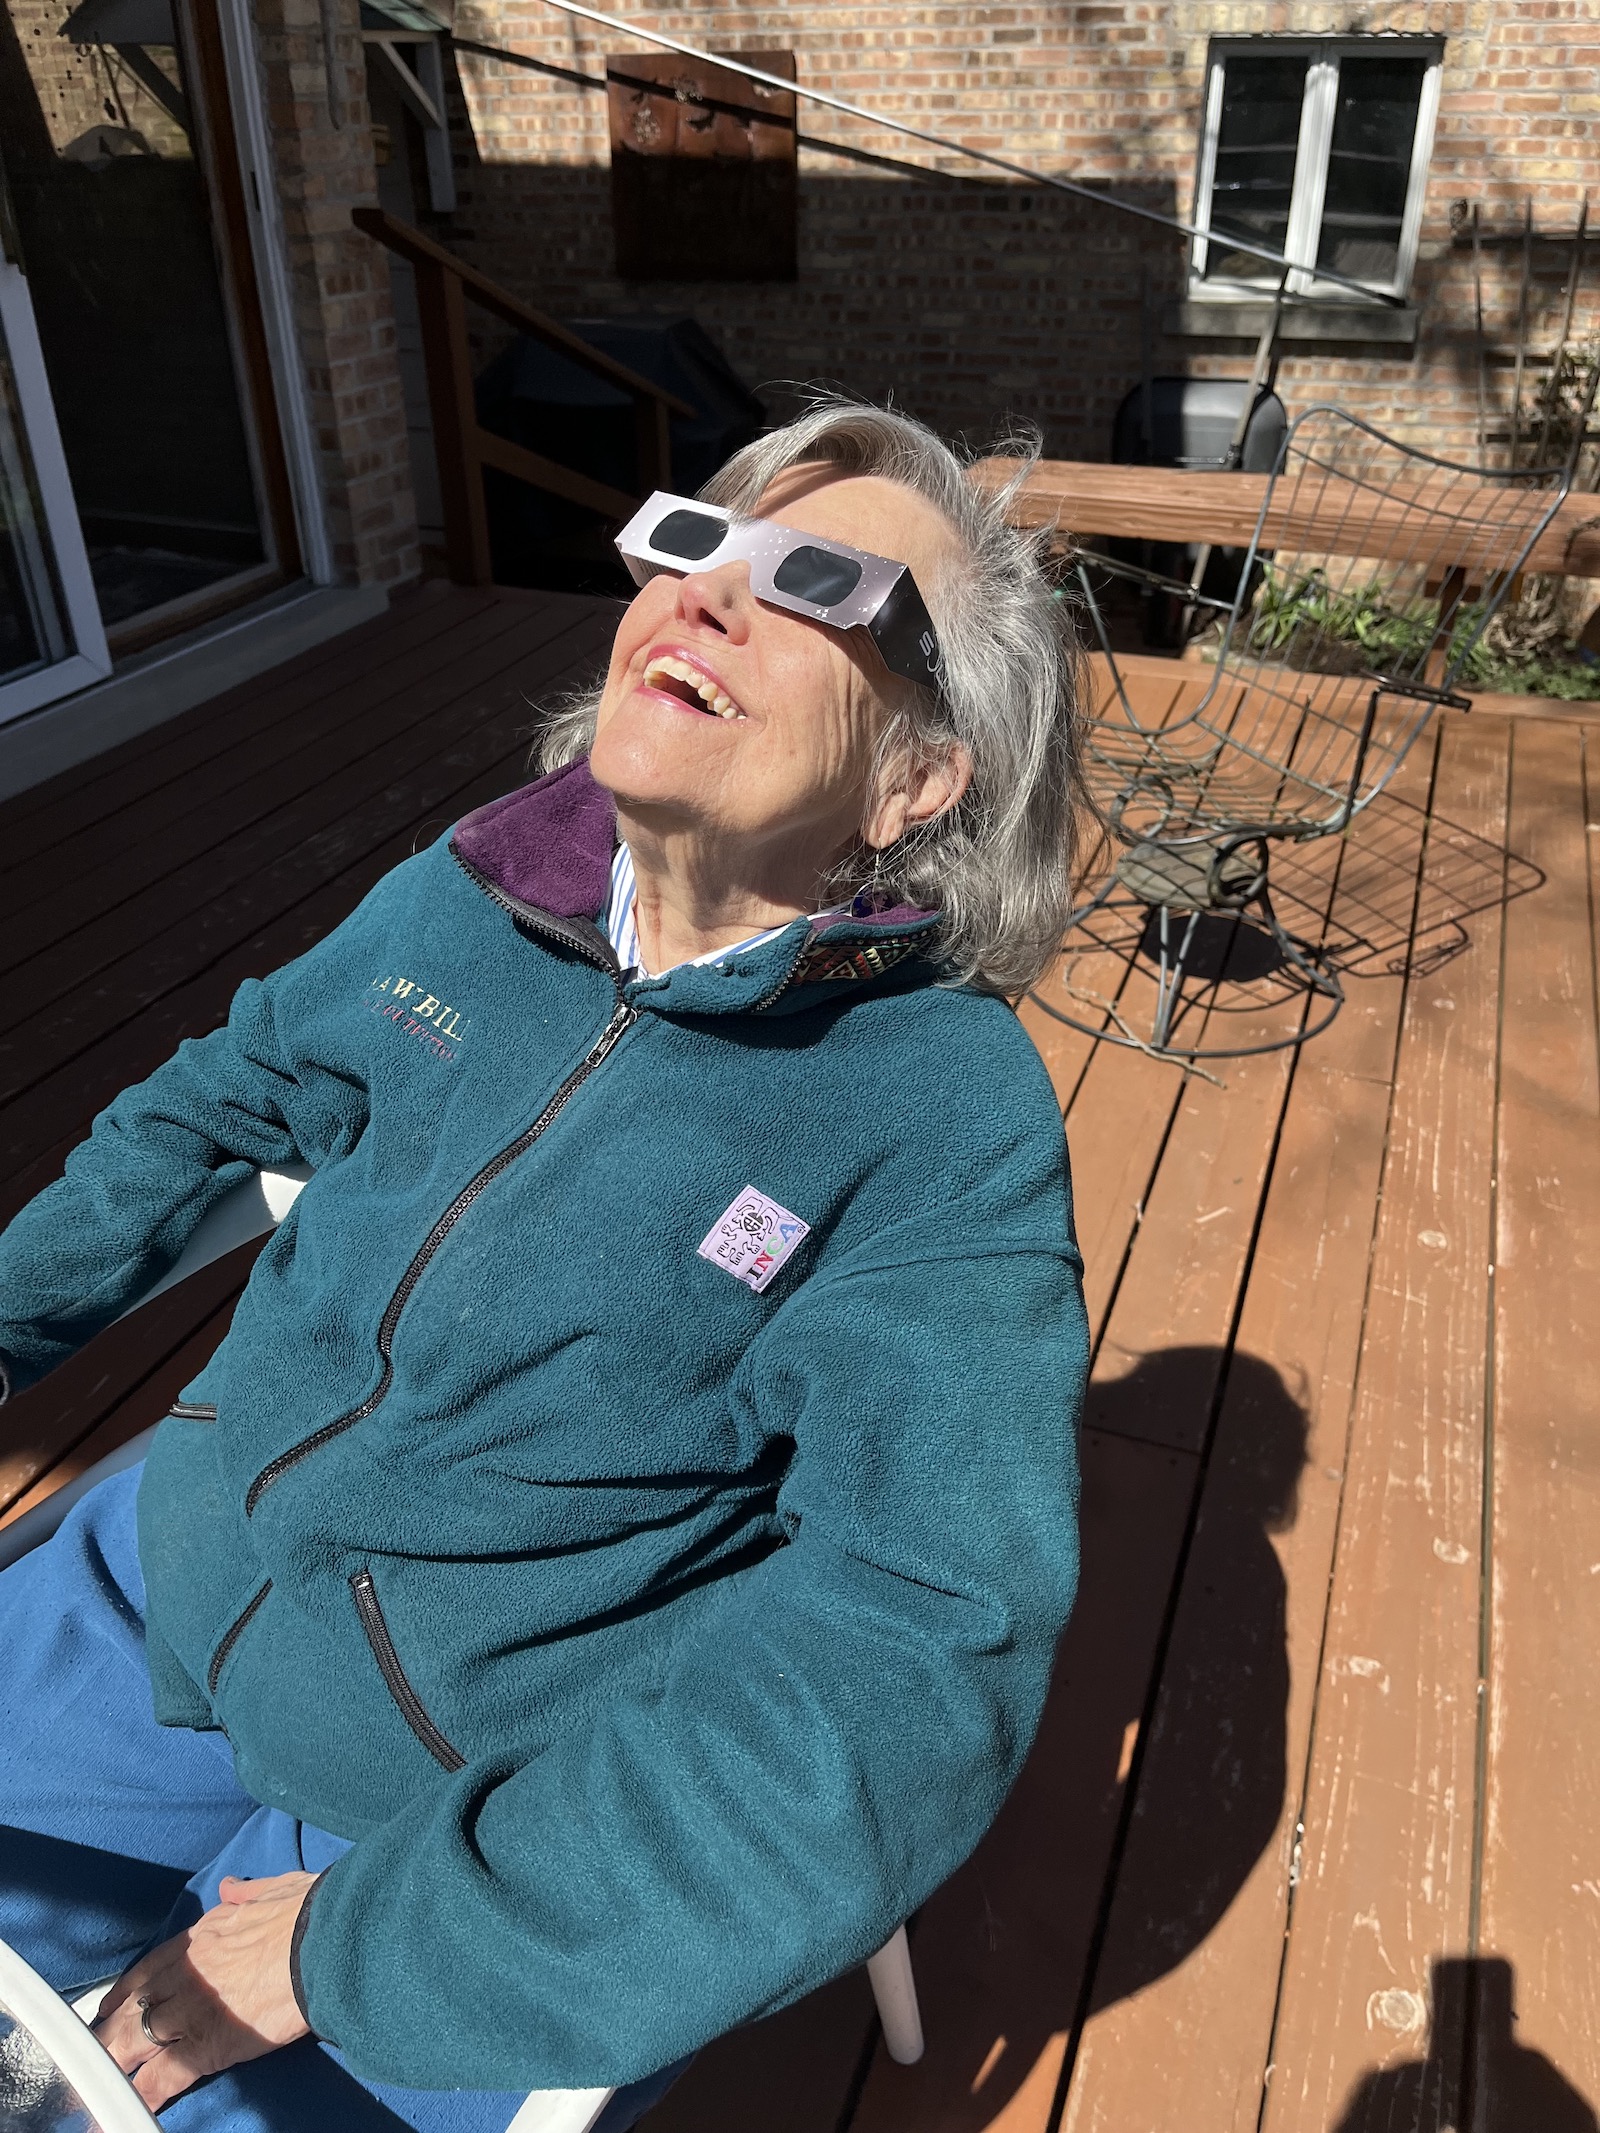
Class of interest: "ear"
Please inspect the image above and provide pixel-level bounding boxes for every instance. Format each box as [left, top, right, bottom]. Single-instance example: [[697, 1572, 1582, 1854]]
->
[[864, 742, 973, 850]]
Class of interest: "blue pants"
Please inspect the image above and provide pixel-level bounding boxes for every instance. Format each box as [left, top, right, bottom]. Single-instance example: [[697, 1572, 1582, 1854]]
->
[[0, 1468, 687, 2131]]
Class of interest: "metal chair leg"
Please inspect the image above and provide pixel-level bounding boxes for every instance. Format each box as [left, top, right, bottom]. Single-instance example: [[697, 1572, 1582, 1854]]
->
[[1149, 904, 1199, 1052], [866, 1925, 924, 2064]]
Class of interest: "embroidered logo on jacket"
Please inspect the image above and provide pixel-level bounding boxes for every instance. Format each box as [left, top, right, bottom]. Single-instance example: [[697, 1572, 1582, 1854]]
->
[[698, 1187, 811, 1294], [367, 976, 468, 1062], [790, 939, 915, 988]]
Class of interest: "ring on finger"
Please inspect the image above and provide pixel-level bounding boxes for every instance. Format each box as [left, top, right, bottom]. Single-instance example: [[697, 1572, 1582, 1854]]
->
[[137, 1993, 184, 2050]]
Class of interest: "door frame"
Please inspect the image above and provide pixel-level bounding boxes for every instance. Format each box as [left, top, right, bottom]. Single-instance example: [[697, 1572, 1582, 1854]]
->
[[0, 254, 111, 727], [0, 0, 335, 718], [99, 0, 325, 657], [206, 0, 335, 586]]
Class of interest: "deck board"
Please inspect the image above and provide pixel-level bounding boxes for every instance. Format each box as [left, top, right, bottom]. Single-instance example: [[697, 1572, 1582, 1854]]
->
[[2, 595, 540, 964], [3, 598, 1599, 2133], [0, 604, 607, 1107], [1059, 735, 1438, 2133], [1476, 720, 1600, 2112], [1050, 1024, 1182, 1343], [1260, 714, 1511, 2131], [0, 586, 504, 865], [0, 611, 618, 1200], [847, 1426, 1201, 2133]]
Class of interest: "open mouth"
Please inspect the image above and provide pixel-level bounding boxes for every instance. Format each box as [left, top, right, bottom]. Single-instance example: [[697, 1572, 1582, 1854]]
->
[[642, 653, 745, 720]]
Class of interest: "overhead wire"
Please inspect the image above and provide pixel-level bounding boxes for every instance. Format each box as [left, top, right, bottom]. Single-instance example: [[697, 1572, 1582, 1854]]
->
[[466, 0, 1405, 310], [450, 38, 1017, 187]]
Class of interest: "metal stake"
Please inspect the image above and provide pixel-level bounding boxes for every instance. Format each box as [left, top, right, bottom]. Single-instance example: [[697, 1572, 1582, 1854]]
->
[[1536, 191, 1587, 467], [1472, 204, 1487, 471], [1508, 200, 1534, 469]]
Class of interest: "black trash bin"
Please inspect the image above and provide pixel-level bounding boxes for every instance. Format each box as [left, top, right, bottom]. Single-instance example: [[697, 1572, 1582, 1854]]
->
[[1106, 377, 1288, 648], [476, 316, 767, 594]]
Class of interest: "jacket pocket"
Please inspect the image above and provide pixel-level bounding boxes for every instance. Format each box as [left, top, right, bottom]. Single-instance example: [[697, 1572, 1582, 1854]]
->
[[350, 1568, 465, 1772], [167, 1400, 217, 1421], [208, 1578, 271, 1695]]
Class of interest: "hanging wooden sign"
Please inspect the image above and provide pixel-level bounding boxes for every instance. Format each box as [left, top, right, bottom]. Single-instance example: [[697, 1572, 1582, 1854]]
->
[[606, 49, 797, 282]]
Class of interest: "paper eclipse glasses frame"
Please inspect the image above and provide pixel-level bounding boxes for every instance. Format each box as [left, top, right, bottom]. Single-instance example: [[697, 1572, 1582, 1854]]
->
[[615, 492, 943, 694]]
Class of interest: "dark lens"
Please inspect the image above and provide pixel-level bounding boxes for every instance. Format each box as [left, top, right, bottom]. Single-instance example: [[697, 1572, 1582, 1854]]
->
[[648, 509, 729, 562], [772, 546, 864, 607]]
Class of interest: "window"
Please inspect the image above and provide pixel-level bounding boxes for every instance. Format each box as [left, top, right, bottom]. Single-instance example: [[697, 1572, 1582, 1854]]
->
[[1191, 38, 1443, 303]]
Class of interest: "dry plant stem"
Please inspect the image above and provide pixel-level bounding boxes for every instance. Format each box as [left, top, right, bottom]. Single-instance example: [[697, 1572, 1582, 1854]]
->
[[1053, 956, 1227, 1087]]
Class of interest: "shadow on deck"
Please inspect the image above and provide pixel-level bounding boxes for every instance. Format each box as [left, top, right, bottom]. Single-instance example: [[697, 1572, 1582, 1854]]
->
[[2, 590, 1598, 2133]]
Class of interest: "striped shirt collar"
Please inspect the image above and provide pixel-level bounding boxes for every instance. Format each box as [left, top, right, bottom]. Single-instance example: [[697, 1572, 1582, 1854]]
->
[[604, 841, 836, 978]]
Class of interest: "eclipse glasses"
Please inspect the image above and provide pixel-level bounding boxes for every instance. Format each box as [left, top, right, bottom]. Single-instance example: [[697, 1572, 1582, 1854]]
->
[[615, 492, 943, 694]]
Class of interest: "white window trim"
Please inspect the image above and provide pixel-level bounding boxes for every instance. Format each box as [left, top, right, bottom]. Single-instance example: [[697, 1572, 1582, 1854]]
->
[[212, 0, 337, 583], [363, 31, 457, 212], [1190, 36, 1443, 305], [0, 259, 112, 731]]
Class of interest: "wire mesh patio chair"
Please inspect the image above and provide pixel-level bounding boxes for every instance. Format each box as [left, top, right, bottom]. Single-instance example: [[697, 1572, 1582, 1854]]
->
[[1050, 405, 1570, 1062]]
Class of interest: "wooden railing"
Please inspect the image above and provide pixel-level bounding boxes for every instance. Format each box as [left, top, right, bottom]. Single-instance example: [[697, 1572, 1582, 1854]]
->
[[354, 207, 693, 584], [975, 458, 1600, 580]]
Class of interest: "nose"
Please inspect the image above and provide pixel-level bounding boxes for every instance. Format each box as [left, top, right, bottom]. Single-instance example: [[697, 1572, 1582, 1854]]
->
[[671, 561, 755, 641]]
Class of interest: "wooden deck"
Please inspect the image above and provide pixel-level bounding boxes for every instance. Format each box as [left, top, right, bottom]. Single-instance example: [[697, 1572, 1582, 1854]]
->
[[3, 589, 1598, 2132]]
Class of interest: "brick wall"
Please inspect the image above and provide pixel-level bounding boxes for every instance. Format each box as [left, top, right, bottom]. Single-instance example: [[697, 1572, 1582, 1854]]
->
[[419, 0, 1597, 475], [253, 0, 419, 585], [6, 0, 188, 156], [1176, 1, 1597, 470]]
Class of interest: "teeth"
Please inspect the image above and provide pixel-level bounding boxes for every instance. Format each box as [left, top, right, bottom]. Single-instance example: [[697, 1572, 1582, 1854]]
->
[[645, 654, 743, 719]]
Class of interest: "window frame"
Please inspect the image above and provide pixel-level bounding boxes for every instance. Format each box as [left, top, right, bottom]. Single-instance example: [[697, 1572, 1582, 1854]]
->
[[0, 252, 113, 726], [1189, 35, 1444, 304]]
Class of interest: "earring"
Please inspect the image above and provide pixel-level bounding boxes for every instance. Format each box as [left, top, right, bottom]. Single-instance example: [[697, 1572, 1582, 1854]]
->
[[852, 842, 893, 918]]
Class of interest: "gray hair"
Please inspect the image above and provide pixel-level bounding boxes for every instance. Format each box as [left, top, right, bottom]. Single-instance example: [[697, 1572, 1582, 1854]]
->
[[539, 396, 1087, 995]]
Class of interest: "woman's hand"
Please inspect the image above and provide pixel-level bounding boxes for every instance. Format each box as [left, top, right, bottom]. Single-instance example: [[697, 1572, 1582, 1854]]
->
[[94, 1871, 316, 2110]]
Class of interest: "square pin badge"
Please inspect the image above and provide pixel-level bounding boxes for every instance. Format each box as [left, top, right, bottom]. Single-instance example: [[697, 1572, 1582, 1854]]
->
[[698, 1186, 811, 1294]]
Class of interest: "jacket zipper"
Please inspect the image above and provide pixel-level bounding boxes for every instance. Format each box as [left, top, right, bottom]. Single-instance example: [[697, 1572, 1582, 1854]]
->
[[243, 993, 636, 1515], [350, 1568, 465, 1771], [168, 1399, 216, 1420], [215, 872, 633, 1674], [207, 1578, 271, 1695], [450, 844, 619, 975]]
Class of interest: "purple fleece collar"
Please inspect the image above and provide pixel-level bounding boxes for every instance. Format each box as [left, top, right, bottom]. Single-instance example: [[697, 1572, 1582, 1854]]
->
[[452, 757, 937, 937], [452, 759, 618, 921]]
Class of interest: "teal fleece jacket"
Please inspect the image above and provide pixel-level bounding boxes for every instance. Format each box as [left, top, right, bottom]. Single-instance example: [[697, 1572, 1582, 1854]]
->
[[0, 760, 1086, 2092]]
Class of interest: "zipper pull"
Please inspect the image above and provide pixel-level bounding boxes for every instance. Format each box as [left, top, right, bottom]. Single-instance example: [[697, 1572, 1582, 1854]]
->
[[585, 1002, 637, 1066]]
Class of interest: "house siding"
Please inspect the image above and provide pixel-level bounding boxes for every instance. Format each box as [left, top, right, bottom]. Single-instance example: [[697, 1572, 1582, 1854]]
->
[[406, 1, 1597, 473]]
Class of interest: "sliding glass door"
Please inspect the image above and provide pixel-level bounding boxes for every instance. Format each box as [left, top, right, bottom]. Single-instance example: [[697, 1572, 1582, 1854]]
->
[[0, 220, 111, 721], [0, 0, 297, 728]]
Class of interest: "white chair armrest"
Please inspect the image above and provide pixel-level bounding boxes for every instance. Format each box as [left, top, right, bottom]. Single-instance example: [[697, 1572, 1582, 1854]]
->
[[0, 1933, 161, 2131], [0, 1167, 313, 1572], [116, 1164, 311, 1320], [505, 2087, 614, 2133]]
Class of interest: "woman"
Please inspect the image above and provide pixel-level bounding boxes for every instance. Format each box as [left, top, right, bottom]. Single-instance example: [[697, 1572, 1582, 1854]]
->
[[0, 400, 1089, 2130]]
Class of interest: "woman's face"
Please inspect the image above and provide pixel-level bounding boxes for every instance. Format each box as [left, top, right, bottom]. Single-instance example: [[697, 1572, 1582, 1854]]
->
[[588, 468, 963, 885]]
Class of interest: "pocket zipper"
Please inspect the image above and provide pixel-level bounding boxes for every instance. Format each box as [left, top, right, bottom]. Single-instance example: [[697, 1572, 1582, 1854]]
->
[[350, 1569, 465, 1772], [207, 1579, 271, 1695]]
